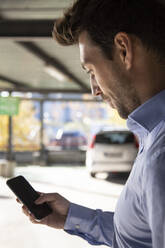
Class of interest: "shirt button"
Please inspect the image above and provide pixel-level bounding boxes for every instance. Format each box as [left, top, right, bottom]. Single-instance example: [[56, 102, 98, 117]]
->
[[75, 224, 80, 229]]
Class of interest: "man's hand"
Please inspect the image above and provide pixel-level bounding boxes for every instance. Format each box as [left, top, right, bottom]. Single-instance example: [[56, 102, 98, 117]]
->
[[17, 192, 70, 229]]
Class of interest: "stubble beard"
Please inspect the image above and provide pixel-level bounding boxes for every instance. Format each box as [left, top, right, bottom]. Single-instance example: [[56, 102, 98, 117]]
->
[[101, 92, 141, 120]]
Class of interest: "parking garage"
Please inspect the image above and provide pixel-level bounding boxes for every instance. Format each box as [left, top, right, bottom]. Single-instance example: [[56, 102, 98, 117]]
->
[[0, 1, 133, 248]]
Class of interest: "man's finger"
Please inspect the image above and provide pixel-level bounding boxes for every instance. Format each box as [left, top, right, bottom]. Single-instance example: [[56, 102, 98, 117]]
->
[[22, 205, 30, 216], [21, 205, 45, 224], [16, 198, 21, 204], [29, 213, 45, 224], [35, 192, 59, 204], [36, 191, 44, 196]]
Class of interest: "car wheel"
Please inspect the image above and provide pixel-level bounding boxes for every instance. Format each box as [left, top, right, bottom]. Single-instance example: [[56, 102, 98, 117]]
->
[[90, 172, 96, 178]]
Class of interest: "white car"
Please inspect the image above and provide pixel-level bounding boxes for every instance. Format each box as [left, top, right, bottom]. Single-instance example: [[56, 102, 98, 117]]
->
[[86, 130, 138, 177]]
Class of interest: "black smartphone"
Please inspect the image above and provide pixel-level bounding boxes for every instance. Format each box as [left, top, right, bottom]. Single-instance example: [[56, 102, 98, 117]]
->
[[6, 175, 52, 220]]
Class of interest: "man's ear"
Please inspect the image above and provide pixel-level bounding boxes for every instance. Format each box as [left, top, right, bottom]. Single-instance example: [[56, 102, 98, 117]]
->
[[114, 32, 133, 70]]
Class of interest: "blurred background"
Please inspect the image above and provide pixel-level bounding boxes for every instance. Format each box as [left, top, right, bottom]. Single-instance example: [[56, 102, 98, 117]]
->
[[0, 94, 127, 165], [0, 1, 138, 248]]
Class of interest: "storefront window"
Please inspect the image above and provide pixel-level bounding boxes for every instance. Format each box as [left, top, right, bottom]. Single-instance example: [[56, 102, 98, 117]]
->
[[0, 116, 9, 151], [13, 100, 41, 151]]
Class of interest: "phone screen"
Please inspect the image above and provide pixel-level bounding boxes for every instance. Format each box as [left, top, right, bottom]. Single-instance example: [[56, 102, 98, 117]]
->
[[6, 175, 52, 220]]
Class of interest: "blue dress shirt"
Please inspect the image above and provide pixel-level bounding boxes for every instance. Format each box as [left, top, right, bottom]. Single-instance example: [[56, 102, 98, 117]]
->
[[64, 90, 165, 248]]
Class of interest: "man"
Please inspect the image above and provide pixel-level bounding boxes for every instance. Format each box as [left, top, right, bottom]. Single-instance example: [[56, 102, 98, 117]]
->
[[21, 0, 165, 247]]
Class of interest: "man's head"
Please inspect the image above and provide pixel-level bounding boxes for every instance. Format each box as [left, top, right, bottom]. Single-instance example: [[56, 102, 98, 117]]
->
[[53, 0, 165, 119]]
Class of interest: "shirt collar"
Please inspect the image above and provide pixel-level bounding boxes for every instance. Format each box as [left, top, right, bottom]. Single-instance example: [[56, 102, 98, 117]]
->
[[127, 89, 165, 135]]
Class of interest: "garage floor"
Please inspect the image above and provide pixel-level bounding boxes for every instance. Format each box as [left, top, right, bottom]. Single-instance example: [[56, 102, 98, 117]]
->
[[0, 165, 127, 248]]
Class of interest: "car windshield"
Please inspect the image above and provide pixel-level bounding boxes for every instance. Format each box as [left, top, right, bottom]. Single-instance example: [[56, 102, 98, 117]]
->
[[96, 132, 134, 145]]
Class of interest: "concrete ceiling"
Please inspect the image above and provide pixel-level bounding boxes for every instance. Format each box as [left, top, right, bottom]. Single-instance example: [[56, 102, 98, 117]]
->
[[0, 0, 91, 94]]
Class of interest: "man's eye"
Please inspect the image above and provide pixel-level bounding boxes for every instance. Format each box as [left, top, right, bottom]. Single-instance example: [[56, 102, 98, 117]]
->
[[87, 70, 94, 76], [85, 70, 95, 80]]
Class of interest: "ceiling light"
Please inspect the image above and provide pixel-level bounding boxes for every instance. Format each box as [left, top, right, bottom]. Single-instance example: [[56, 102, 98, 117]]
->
[[44, 65, 70, 82]]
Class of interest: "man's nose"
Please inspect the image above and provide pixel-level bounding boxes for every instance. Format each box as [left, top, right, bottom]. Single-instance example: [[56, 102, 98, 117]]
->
[[90, 78, 102, 96], [92, 86, 102, 96]]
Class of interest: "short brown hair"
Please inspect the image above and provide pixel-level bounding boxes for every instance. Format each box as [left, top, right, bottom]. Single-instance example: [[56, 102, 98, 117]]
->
[[53, 0, 165, 60]]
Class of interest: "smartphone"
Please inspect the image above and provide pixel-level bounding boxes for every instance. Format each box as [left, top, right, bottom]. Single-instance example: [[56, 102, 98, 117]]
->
[[6, 175, 52, 220]]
